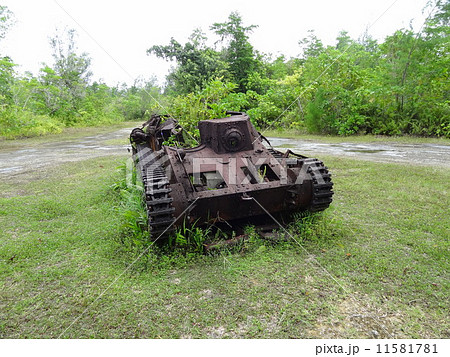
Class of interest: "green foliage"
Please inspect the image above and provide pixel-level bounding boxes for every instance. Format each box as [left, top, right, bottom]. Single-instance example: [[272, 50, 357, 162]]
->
[[112, 162, 151, 253], [0, 5, 14, 42], [116, 77, 165, 120], [154, 6, 449, 138], [299, 30, 325, 59], [1, 6, 449, 140], [148, 30, 229, 95], [148, 12, 262, 95], [166, 79, 241, 135], [0, 56, 15, 103], [0, 105, 62, 138], [211, 12, 261, 92], [169, 220, 210, 254]]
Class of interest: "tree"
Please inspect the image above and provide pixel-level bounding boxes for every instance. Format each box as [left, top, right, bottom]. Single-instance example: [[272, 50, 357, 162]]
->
[[49, 28, 92, 94], [336, 30, 353, 51], [414, 0, 450, 136], [0, 56, 16, 104], [424, 0, 450, 39], [116, 76, 164, 120], [298, 30, 325, 60], [39, 28, 92, 122], [0, 6, 15, 104], [148, 12, 261, 94], [211, 12, 260, 92], [148, 29, 227, 94], [0, 5, 14, 43]]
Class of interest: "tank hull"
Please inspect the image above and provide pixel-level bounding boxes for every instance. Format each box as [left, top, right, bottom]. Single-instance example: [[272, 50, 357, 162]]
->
[[130, 112, 333, 238]]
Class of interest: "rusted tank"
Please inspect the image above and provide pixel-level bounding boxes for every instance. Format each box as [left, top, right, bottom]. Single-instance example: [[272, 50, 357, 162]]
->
[[130, 112, 333, 238]]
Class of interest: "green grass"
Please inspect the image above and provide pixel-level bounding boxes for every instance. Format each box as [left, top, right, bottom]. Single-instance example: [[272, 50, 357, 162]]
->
[[0, 153, 448, 338]]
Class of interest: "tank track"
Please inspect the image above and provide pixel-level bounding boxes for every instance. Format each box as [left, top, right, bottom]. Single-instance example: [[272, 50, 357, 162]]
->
[[269, 148, 334, 212], [303, 158, 334, 212], [135, 144, 175, 239], [269, 149, 334, 212]]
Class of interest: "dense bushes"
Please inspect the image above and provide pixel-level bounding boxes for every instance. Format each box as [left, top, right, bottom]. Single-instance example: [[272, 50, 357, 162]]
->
[[0, 105, 62, 139], [154, 5, 449, 138]]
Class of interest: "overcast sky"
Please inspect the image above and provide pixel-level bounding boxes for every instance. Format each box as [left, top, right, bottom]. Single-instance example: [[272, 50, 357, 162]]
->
[[1, 0, 431, 87]]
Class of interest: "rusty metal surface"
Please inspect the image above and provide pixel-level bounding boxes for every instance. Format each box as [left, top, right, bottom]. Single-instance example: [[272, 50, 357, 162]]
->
[[130, 112, 334, 238]]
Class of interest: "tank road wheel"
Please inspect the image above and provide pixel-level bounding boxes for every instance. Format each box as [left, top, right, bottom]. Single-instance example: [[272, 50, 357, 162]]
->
[[303, 159, 334, 212]]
